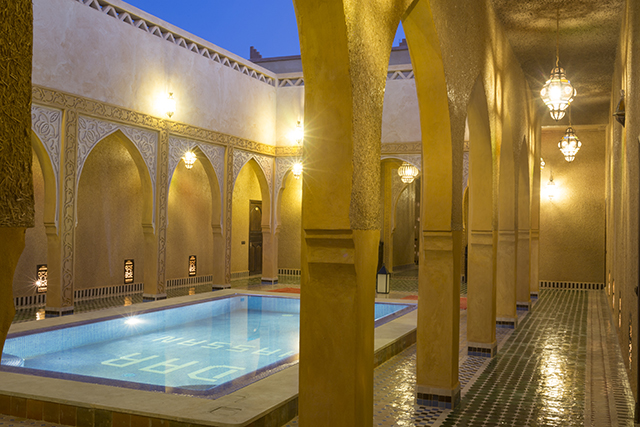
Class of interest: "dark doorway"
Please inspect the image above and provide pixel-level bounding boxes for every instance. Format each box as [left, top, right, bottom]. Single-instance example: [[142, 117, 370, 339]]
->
[[249, 200, 263, 275]]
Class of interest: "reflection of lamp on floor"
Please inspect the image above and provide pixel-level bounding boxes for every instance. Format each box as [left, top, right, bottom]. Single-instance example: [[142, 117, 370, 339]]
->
[[377, 265, 390, 294]]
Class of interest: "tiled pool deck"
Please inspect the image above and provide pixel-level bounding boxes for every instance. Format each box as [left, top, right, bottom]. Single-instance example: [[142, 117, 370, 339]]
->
[[3, 270, 636, 426]]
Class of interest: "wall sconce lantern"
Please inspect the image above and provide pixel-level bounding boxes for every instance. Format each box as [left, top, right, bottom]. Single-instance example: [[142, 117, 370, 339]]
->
[[376, 265, 390, 294], [540, 158, 545, 170], [124, 259, 134, 284], [36, 264, 48, 293], [540, 10, 576, 121], [290, 120, 304, 145], [166, 92, 176, 118], [292, 161, 303, 179], [398, 162, 419, 184], [183, 151, 197, 170], [613, 90, 625, 127], [558, 126, 582, 162], [547, 170, 556, 201], [189, 255, 197, 277]]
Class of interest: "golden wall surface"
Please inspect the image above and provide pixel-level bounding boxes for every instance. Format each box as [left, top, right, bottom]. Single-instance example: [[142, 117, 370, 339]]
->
[[393, 183, 417, 267], [540, 127, 605, 283], [606, 0, 640, 400], [231, 165, 262, 275], [75, 136, 146, 289], [166, 160, 214, 279]]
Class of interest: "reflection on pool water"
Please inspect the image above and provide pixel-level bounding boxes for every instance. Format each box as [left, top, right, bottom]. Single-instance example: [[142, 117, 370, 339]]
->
[[1, 295, 414, 397]]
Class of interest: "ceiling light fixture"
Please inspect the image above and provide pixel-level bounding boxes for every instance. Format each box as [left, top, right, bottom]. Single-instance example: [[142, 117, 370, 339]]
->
[[558, 109, 582, 162], [540, 9, 576, 121], [398, 162, 419, 184]]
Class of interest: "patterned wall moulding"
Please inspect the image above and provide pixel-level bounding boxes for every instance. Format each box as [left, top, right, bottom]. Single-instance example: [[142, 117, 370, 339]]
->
[[381, 154, 422, 172], [381, 142, 421, 154], [168, 136, 225, 204], [74, 0, 275, 87], [277, 69, 414, 88], [31, 104, 62, 228], [232, 149, 274, 194]]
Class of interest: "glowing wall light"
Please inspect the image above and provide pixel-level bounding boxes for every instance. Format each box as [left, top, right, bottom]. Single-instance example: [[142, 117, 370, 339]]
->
[[290, 120, 304, 145], [398, 162, 419, 184], [36, 264, 47, 293], [540, 158, 546, 170], [166, 92, 176, 118], [292, 161, 303, 179], [546, 170, 556, 201], [183, 151, 197, 169], [124, 259, 134, 284], [189, 255, 197, 277]]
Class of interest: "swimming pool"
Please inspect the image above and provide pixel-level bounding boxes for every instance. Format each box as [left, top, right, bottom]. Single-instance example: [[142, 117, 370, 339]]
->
[[1, 294, 414, 398]]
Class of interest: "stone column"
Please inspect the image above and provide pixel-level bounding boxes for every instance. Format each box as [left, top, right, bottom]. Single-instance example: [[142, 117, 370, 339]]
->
[[416, 230, 462, 408], [496, 230, 518, 328], [143, 126, 169, 301], [516, 229, 531, 309], [530, 229, 540, 296], [211, 225, 227, 289], [261, 226, 279, 284], [223, 147, 234, 286], [381, 162, 394, 272], [45, 109, 77, 316], [466, 230, 497, 357]]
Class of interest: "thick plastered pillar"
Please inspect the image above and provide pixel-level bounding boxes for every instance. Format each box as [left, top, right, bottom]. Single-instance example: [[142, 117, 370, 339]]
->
[[404, 0, 461, 408], [381, 162, 395, 272], [516, 229, 531, 308], [261, 227, 278, 283], [0, 0, 33, 352], [465, 78, 497, 357], [496, 230, 517, 326], [294, 0, 407, 423]]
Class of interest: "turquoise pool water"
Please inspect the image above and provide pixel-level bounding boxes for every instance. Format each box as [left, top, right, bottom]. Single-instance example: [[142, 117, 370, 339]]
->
[[1, 294, 414, 397]]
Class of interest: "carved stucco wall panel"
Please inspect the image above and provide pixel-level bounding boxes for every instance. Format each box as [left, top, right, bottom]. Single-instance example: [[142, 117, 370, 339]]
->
[[168, 136, 225, 203], [31, 104, 62, 228], [232, 149, 274, 194]]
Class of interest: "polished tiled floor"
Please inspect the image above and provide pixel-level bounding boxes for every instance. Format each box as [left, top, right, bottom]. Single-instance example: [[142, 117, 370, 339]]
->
[[3, 274, 636, 427]]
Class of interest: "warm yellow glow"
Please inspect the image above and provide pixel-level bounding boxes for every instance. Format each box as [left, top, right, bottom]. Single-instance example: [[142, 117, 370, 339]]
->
[[183, 150, 197, 169], [36, 309, 45, 321], [540, 66, 576, 121], [166, 92, 176, 118], [398, 162, 419, 184], [292, 161, 303, 179], [558, 126, 582, 162], [540, 158, 545, 170], [546, 177, 556, 200], [290, 120, 304, 145]]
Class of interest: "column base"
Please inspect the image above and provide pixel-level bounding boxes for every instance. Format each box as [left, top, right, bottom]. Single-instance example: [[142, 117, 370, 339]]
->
[[496, 316, 518, 329], [516, 301, 530, 311], [468, 340, 497, 358], [261, 277, 278, 285], [45, 306, 74, 317], [143, 293, 167, 302], [416, 385, 461, 409], [212, 284, 231, 290]]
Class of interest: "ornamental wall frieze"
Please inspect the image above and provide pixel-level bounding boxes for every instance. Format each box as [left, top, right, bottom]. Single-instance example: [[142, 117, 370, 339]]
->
[[168, 136, 225, 206], [381, 142, 421, 154], [31, 104, 62, 228], [381, 154, 422, 171], [233, 150, 274, 194], [32, 86, 277, 157], [275, 146, 302, 156]]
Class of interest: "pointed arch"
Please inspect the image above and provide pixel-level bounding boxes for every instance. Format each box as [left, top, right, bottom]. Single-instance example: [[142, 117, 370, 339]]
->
[[30, 132, 58, 229]]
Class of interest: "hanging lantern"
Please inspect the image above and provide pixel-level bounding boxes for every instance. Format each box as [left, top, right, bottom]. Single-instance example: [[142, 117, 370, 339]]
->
[[182, 151, 197, 169], [540, 66, 576, 121], [558, 126, 582, 162], [540, 158, 546, 170], [546, 169, 556, 201], [292, 161, 303, 179], [540, 10, 576, 121], [397, 162, 418, 184]]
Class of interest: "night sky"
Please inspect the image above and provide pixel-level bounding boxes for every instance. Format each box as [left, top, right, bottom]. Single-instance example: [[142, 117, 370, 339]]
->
[[123, 0, 405, 60]]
